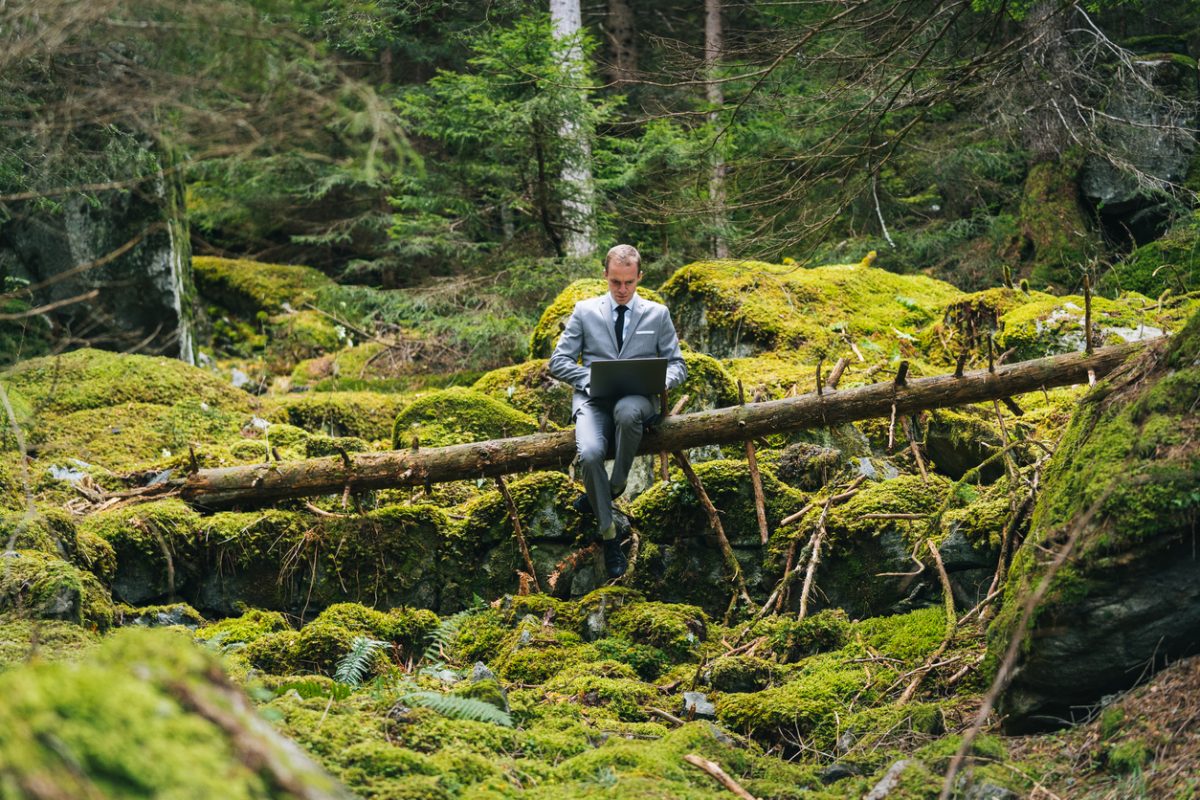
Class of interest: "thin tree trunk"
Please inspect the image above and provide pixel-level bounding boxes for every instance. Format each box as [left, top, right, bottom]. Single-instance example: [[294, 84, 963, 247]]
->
[[705, 0, 729, 258], [177, 341, 1144, 507], [550, 0, 596, 257], [605, 0, 637, 85]]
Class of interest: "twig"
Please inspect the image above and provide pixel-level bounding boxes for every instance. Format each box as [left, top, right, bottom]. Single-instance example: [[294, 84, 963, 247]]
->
[[901, 417, 928, 484], [826, 357, 849, 389], [797, 496, 836, 619], [0, 289, 100, 320], [496, 476, 541, 594], [739, 382, 770, 546], [683, 754, 756, 800], [898, 540, 955, 705], [649, 707, 686, 726], [672, 450, 751, 606], [939, 487, 1115, 799], [659, 393, 691, 483]]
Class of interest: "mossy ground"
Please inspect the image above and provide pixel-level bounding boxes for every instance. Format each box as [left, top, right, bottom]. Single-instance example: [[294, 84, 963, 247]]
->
[[2, 257, 1196, 797]]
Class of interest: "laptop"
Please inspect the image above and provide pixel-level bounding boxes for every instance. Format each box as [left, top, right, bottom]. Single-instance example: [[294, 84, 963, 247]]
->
[[589, 357, 669, 399]]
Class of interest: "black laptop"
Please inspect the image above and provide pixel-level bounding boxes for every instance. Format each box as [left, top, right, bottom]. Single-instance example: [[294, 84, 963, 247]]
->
[[589, 357, 669, 399]]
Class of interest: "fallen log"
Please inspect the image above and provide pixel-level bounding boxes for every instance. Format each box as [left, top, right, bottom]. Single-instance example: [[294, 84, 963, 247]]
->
[[179, 340, 1146, 508]]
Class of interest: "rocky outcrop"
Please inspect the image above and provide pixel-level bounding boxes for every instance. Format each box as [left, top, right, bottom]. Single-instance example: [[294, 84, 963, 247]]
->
[[0, 146, 195, 364], [992, 307, 1200, 731]]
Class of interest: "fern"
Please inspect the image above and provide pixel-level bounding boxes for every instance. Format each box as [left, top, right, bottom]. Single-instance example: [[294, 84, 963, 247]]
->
[[401, 691, 513, 727], [334, 636, 389, 687], [421, 606, 479, 665]]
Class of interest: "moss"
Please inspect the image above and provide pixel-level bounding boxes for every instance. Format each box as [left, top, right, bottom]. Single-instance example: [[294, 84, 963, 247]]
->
[[80, 499, 202, 605], [856, 606, 948, 663], [839, 702, 946, 758], [195, 608, 291, 648], [242, 629, 302, 674], [1107, 738, 1152, 774], [29, 399, 246, 473], [391, 386, 538, 449], [1101, 210, 1200, 296], [715, 651, 881, 748], [447, 609, 509, 666], [660, 259, 961, 359], [265, 391, 410, 442], [591, 636, 672, 681], [309, 603, 438, 655], [472, 358, 573, 428], [706, 655, 780, 693], [1, 507, 79, 559], [122, 602, 206, 629], [752, 608, 852, 662], [529, 279, 668, 359], [292, 620, 357, 676], [193, 255, 335, 317], [544, 669, 660, 722], [998, 292, 1166, 361], [607, 601, 708, 661], [1017, 158, 1097, 290], [0, 614, 100, 669], [0, 550, 114, 630], [493, 623, 597, 684], [988, 309, 1200, 676], [0, 348, 251, 417], [0, 628, 295, 799], [266, 309, 344, 369]]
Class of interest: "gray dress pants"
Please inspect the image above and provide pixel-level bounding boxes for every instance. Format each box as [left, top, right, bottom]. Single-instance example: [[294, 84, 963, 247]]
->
[[575, 394, 657, 538]]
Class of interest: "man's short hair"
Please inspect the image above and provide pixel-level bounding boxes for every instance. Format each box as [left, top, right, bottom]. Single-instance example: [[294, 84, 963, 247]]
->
[[604, 244, 641, 272]]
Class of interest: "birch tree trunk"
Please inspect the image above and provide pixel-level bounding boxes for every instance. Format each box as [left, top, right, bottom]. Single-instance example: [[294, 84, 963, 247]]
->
[[705, 0, 730, 258], [550, 0, 596, 258]]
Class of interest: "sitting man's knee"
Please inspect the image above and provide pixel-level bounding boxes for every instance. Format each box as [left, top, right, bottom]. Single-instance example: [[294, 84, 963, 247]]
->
[[577, 443, 606, 467], [613, 402, 644, 428]]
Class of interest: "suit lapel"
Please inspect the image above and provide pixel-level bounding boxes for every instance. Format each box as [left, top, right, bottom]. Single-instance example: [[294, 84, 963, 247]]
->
[[598, 295, 619, 356], [620, 294, 643, 355]]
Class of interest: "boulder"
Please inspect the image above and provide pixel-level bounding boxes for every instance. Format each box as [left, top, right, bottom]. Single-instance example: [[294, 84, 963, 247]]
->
[[991, 307, 1200, 731]]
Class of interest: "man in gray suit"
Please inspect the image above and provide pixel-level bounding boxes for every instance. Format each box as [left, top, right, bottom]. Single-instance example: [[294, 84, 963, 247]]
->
[[549, 244, 687, 577]]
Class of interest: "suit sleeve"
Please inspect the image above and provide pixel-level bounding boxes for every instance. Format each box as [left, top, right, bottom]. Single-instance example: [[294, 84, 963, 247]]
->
[[548, 302, 591, 392], [659, 308, 688, 391]]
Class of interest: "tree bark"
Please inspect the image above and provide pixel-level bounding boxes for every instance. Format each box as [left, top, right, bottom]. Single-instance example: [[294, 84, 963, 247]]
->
[[177, 341, 1145, 508], [605, 0, 638, 85], [705, 0, 730, 258], [550, 0, 596, 257]]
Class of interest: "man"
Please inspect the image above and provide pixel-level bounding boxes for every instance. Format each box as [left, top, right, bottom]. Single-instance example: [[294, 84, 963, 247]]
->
[[549, 244, 687, 578]]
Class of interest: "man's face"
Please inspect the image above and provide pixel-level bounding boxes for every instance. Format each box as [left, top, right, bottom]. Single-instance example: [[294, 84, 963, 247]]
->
[[605, 259, 642, 306]]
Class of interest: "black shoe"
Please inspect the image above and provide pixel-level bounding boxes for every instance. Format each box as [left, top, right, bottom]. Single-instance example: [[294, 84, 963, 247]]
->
[[603, 536, 628, 579], [572, 492, 593, 516]]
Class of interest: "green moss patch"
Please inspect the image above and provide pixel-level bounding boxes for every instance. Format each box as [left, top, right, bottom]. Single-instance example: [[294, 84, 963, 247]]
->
[[391, 386, 538, 448], [264, 390, 407, 442], [193, 255, 335, 317]]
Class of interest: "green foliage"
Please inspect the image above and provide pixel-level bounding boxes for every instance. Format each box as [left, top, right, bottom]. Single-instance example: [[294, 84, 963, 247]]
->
[[401, 690, 514, 728], [334, 636, 390, 687]]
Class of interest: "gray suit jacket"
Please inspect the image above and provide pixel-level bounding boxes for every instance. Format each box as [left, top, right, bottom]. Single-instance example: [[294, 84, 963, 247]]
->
[[549, 292, 688, 419]]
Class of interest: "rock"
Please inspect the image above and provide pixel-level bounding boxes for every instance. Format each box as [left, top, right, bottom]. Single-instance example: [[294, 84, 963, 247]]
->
[[965, 783, 1019, 800], [865, 759, 912, 800], [819, 762, 862, 784], [992, 308, 1200, 731], [681, 691, 716, 720], [470, 662, 497, 682], [0, 154, 195, 363]]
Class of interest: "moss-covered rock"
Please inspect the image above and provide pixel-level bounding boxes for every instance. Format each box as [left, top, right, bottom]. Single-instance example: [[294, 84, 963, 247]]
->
[[29, 399, 246, 473], [195, 608, 291, 648], [1016, 158, 1098, 290], [751, 608, 852, 663], [391, 386, 538, 448], [607, 601, 707, 662], [442, 472, 590, 608], [629, 459, 806, 613], [193, 255, 335, 317], [80, 499, 202, 605], [529, 280, 668, 359], [0, 626, 351, 798], [265, 309, 344, 368], [0, 348, 251, 416], [990, 307, 1200, 730], [995, 290, 1195, 362], [0, 616, 100, 675], [660, 259, 961, 359], [472, 358, 572, 428], [1102, 210, 1200, 296], [0, 550, 114, 630]]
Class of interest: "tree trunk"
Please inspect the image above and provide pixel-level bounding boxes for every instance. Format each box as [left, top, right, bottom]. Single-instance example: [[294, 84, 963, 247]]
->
[[550, 0, 596, 257], [178, 341, 1144, 508], [605, 0, 638, 85], [705, 0, 730, 258]]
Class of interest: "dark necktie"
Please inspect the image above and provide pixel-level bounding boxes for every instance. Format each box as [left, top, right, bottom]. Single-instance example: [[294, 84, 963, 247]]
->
[[615, 304, 627, 351]]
